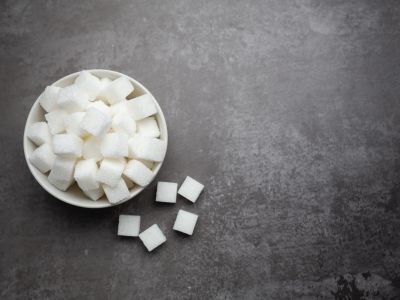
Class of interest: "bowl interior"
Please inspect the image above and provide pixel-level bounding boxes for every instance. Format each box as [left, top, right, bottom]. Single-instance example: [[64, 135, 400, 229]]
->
[[23, 69, 168, 208]]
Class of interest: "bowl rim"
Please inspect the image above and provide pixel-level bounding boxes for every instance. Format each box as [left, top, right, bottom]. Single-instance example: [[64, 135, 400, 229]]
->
[[23, 69, 168, 209]]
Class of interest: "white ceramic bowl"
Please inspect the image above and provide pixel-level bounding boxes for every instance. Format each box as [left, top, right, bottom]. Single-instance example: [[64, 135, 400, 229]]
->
[[23, 69, 168, 208]]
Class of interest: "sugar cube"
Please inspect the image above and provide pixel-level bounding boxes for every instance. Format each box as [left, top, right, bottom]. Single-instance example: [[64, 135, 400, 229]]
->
[[123, 160, 154, 187], [178, 176, 204, 203], [137, 116, 160, 138], [173, 209, 198, 235], [80, 108, 111, 137], [29, 143, 55, 173], [109, 101, 128, 116], [118, 215, 141, 237], [97, 77, 112, 102], [126, 94, 157, 120], [83, 186, 104, 201], [112, 112, 136, 136], [88, 100, 111, 116], [139, 224, 166, 251], [48, 156, 77, 191], [45, 110, 67, 134], [156, 181, 177, 203], [74, 159, 99, 191], [57, 84, 89, 112], [102, 76, 134, 105], [38, 86, 61, 112], [52, 134, 83, 158], [96, 158, 126, 187], [82, 136, 103, 161], [74, 70, 101, 101], [128, 135, 167, 162], [64, 112, 87, 138], [102, 178, 130, 204], [101, 133, 128, 158], [27, 122, 51, 146]]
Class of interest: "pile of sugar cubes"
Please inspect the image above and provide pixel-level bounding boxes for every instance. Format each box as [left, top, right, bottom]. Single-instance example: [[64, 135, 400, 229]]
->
[[119, 176, 204, 251], [27, 71, 167, 204]]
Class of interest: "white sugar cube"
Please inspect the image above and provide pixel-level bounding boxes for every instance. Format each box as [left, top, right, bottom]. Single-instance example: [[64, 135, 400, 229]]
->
[[139, 224, 166, 251], [118, 215, 141, 237], [156, 181, 177, 203], [38, 86, 61, 112], [27, 122, 51, 146], [110, 101, 128, 116], [112, 112, 136, 136], [102, 76, 134, 105], [64, 112, 87, 137], [102, 178, 130, 204], [173, 209, 198, 235], [88, 100, 111, 116], [45, 110, 67, 134], [126, 94, 157, 120], [101, 133, 128, 158], [80, 108, 111, 137], [48, 156, 77, 191], [74, 70, 101, 101], [178, 176, 204, 203], [83, 186, 104, 201], [96, 158, 126, 187], [52, 134, 83, 158], [74, 159, 99, 191], [29, 143, 55, 173], [128, 135, 167, 162], [97, 77, 112, 102], [137, 117, 160, 138], [57, 84, 89, 112], [123, 160, 154, 186], [82, 136, 103, 161]]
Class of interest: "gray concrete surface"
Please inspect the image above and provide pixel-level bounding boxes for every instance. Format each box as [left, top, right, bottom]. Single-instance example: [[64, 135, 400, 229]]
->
[[1, 0, 400, 299]]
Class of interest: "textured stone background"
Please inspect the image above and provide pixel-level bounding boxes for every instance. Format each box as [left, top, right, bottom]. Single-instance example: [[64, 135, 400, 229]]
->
[[1, 0, 400, 299]]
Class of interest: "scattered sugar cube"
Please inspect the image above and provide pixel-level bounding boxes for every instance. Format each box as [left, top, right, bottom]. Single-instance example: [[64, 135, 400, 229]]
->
[[102, 178, 130, 204], [139, 224, 166, 251], [126, 94, 157, 120], [96, 158, 126, 187], [27, 122, 51, 146], [123, 160, 154, 186], [128, 135, 167, 162], [45, 110, 67, 134], [173, 209, 198, 235], [102, 76, 134, 105], [52, 134, 83, 158], [38, 86, 61, 112], [118, 215, 140, 237], [74, 159, 99, 191], [112, 112, 136, 136], [57, 84, 89, 112], [83, 186, 104, 201], [48, 156, 77, 191], [156, 182, 177, 203], [64, 112, 87, 138], [82, 136, 103, 161], [74, 70, 101, 101], [29, 143, 55, 173], [178, 176, 204, 203], [80, 108, 111, 137], [97, 77, 112, 102], [137, 117, 160, 138], [101, 132, 128, 158], [122, 175, 135, 189]]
